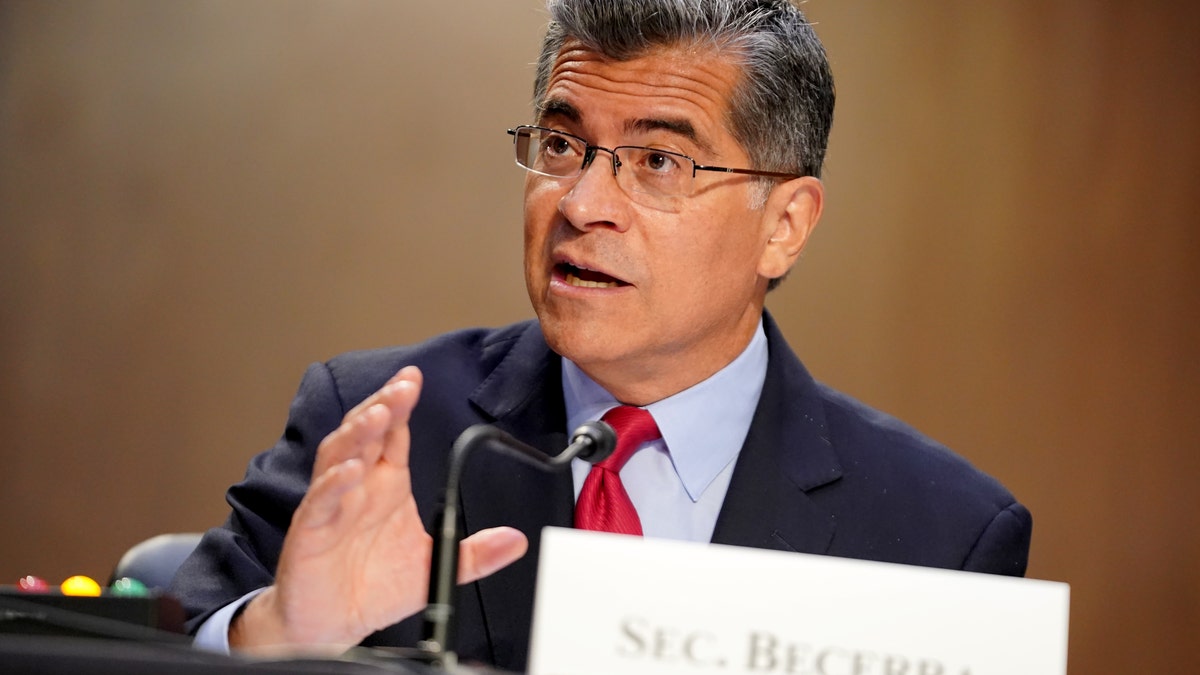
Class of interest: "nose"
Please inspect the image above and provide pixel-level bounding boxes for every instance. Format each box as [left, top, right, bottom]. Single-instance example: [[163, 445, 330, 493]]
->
[[558, 147, 631, 232]]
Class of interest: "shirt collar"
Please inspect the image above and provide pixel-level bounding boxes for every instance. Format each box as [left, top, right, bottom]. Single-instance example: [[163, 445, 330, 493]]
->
[[562, 319, 769, 501]]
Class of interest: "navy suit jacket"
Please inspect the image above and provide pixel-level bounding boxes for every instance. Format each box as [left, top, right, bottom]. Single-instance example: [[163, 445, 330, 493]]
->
[[172, 313, 1031, 671]]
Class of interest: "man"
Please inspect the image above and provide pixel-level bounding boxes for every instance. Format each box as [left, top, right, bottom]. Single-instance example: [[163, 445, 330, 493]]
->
[[172, 0, 1032, 670]]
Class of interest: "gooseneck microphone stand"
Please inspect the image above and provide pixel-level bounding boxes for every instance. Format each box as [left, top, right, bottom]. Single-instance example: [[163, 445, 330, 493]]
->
[[417, 422, 616, 669]]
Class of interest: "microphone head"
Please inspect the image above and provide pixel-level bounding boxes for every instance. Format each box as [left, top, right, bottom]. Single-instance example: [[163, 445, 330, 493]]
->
[[571, 420, 616, 464]]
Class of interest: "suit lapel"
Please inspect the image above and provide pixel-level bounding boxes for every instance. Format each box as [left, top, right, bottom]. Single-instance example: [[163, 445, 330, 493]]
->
[[458, 323, 572, 668], [711, 313, 843, 555]]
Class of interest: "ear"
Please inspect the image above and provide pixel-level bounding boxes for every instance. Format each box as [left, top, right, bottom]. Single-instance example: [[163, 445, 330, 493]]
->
[[756, 176, 824, 281]]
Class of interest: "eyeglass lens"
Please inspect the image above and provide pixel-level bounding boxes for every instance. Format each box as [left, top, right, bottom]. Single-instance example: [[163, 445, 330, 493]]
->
[[512, 126, 694, 208]]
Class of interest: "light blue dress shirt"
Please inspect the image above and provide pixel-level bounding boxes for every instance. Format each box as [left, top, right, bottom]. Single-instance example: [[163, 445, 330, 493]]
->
[[564, 319, 768, 543], [195, 319, 768, 651]]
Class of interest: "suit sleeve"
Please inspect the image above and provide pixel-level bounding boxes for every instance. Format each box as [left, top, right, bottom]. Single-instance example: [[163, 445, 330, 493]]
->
[[961, 501, 1033, 576], [169, 361, 347, 634]]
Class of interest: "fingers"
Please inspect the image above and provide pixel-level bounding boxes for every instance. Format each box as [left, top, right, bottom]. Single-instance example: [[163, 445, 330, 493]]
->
[[457, 527, 529, 584], [345, 365, 422, 419], [313, 366, 423, 476], [379, 378, 420, 468], [293, 457, 365, 532]]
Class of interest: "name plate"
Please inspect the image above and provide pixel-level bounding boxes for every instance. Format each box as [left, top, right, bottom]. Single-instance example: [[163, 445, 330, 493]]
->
[[529, 528, 1069, 675]]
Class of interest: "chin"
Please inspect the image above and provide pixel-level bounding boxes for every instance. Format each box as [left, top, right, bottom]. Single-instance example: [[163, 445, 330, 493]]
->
[[536, 312, 582, 357], [537, 312, 613, 365]]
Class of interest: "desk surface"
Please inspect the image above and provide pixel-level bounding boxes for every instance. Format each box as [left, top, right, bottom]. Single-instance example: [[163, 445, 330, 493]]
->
[[0, 635, 458, 675]]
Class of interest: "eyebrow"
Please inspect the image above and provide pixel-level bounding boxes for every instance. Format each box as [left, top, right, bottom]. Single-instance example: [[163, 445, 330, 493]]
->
[[537, 97, 716, 157], [537, 98, 581, 124], [625, 118, 715, 157]]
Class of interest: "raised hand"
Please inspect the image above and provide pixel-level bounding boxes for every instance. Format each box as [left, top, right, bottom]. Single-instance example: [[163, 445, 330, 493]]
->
[[229, 366, 528, 654]]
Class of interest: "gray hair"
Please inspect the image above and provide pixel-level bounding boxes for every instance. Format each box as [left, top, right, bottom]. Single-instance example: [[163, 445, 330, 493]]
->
[[533, 0, 835, 182]]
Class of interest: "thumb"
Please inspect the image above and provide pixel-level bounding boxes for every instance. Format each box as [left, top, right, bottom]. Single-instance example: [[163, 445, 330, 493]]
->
[[456, 527, 529, 583]]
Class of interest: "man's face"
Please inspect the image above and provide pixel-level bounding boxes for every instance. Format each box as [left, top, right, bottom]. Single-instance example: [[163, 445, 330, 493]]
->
[[524, 42, 781, 404]]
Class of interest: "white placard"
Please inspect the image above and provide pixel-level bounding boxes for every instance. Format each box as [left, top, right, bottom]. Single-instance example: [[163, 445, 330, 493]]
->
[[529, 527, 1068, 675]]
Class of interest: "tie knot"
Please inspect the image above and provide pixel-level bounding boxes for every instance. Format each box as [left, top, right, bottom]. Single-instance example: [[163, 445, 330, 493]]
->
[[598, 406, 661, 472]]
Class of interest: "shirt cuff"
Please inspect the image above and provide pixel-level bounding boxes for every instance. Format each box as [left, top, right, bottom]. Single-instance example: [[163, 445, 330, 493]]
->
[[191, 587, 268, 654]]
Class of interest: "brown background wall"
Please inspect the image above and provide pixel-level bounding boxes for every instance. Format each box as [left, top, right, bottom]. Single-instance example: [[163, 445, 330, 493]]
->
[[1, 1, 1196, 672]]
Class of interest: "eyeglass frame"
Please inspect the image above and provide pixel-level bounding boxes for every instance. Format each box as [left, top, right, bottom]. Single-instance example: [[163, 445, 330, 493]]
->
[[506, 125, 805, 197]]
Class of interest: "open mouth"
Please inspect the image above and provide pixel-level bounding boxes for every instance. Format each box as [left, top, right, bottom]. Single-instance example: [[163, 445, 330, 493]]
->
[[557, 262, 629, 289]]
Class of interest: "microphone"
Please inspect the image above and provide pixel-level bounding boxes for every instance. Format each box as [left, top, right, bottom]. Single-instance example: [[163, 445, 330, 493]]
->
[[418, 421, 616, 668]]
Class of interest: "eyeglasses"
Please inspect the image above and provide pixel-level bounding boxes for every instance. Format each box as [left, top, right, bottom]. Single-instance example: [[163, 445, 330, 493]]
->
[[507, 125, 802, 210]]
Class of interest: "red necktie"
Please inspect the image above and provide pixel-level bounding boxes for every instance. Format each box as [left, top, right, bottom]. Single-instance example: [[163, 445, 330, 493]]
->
[[574, 406, 662, 535]]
